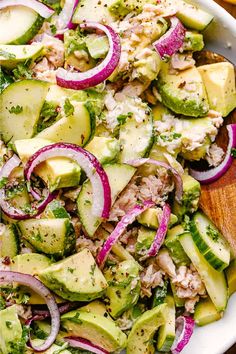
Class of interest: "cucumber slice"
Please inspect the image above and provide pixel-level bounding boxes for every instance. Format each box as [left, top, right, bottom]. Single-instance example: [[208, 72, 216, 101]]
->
[[194, 297, 222, 326], [176, 0, 214, 31], [0, 44, 43, 69], [36, 101, 95, 146], [165, 225, 190, 266], [77, 163, 136, 237], [72, 0, 116, 24], [0, 224, 19, 258], [179, 232, 228, 311], [190, 212, 230, 271], [157, 294, 176, 352], [0, 80, 50, 142], [226, 259, 236, 297], [85, 136, 120, 164], [0, 6, 44, 45], [18, 218, 76, 258], [119, 114, 154, 163]]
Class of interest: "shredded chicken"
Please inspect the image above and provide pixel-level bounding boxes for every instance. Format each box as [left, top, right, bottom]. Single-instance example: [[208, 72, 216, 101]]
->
[[170, 53, 195, 71], [32, 57, 56, 83], [140, 264, 164, 297], [172, 264, 206, 312], [156, 249, 176, 278], [15, 304, 32, 320], [76, 235, 103, 258], [33, 34, 65, 68], [109, 172, 173, 222], [206, 143, 224, 167]]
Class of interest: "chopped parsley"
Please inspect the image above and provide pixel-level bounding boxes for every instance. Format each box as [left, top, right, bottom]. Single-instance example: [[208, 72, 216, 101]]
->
[[8, 105, 23, 114], [50, 24, 57, 35], [68, 267, 75, 274], [206, 224, 220, 242], [0, 177, 8, 188], [8, 325, 29, 354], [12, 59, 32, 80], [89, 263, 96, 276], [0, 50, 16, 59], [70, 312, 83, 324], [37, 102, 59, 133], [159, 132, 182, 142], [117, 112, 133, 125], [231, 148, 236, 157], [64, 98, 74, 116], [5, 321, 13, 329]]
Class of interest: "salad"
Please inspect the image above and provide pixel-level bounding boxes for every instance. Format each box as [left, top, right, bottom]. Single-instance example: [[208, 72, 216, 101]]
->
[[0, 0, 236, 353]]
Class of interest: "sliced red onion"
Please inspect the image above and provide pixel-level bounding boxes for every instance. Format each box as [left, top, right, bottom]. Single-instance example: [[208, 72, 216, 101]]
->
[[32, 301, 79, 318], [145, 203, 171, 258], [171, 316, 195, 354], [55, 0, 79, 33], [65, 337, 109, 354], [96, 200, 155, 267], [24, 143, 111, 218], [0, 271, 60, 352], [190, 124, 236, 184], [153, 16, 186, 59], [56, 22, 121, 90], [127, 158, 183, 203], [0, 0, 54, 18], [0, 155, 56, 220]]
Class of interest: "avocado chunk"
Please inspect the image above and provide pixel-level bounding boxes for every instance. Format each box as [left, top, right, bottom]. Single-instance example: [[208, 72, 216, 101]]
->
[[136, 227, 156, 256], [137, 207, 178, 230], [157, 63, 209, 117], [18, 218, 75, 258], [39, 249, 108, 301], [172, 174, 200, 220], [127, 303, 167, 354], [85, 34, 109, 59], [61, 308, 127, 352], [165, 225, 190, 266], [10, 253, 54, 305], [170, 280, 185, 307], [80, 300, 110, 317], [194, 297, 222, 326], [15, 138, 81, 191], [0, 44, 43, 69], [198, 62, 236, 117], [105, 260, 141, 318], [0, 224, 19, 258], [0, 305, 22, 354], [182, 31, 204, 52], [134, 50, 162, 82], [226, 259, 236, 296], [85, 136, 120, 164]]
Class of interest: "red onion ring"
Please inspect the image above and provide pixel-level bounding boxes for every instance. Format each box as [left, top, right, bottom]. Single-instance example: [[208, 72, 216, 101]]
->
[[96, 200, 155, 267], [65, 337, 109, 354], [0, 271, 60, 352], [190, 124, 236, 184], [56, 21, 121, 90], [153, 16, 186, 59], [127, 158, 183, 203], [144, 203, 171, 259], [24, 143, 111, 218], [171, 316, 195, 354], [0, 0, 54, 18], [32, 301, 79, 318], [0, 155, 56, 220], [55, 0, 79, 33]]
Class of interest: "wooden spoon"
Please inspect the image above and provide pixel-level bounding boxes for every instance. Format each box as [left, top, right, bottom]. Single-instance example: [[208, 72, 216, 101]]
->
[[193, 51, 236, 255]]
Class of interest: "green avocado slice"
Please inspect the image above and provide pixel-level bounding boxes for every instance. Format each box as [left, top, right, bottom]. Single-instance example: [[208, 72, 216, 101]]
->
[[127, 303, 167, 354], [61, 308, 127, 352]]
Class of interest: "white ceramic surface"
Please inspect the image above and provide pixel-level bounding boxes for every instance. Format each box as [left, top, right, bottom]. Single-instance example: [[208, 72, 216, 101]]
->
[[181, 1, 236, 353]]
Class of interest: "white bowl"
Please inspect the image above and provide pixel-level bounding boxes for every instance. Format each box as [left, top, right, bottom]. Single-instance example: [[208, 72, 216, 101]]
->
[[182, 1, 236, 353]]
